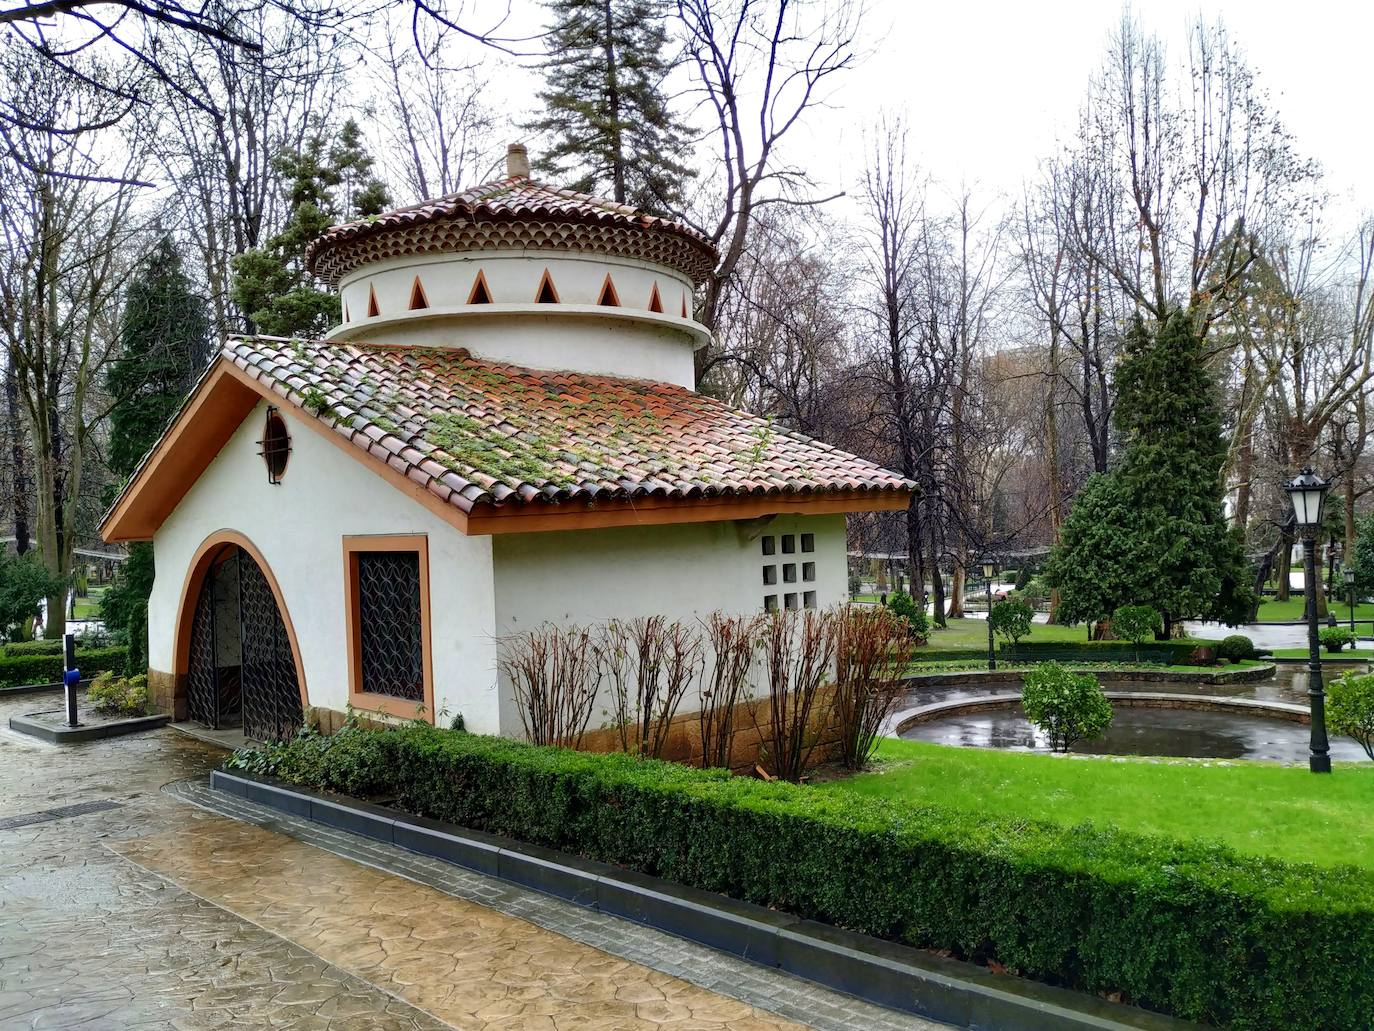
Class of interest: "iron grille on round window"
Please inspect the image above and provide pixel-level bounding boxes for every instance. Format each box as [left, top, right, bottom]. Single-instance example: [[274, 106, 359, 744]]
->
[[357, 551, 424, 700]]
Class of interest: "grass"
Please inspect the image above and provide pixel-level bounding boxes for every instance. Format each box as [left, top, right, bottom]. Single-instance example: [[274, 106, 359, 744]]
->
[[1254, 597, 1374, 622], [1270, 647, 1374, 660], [820, 738, 1374, 870], [915, 616, 1093, 652], [72, 588, 105, 620]]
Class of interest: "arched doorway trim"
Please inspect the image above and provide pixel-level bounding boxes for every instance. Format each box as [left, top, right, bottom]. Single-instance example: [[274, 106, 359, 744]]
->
[[173, 529, 309, 713]]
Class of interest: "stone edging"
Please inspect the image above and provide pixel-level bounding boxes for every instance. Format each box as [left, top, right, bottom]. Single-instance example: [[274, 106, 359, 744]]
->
[[892, 692, 1309, 736], [0, 678, 95, 697], [901, 663, 1276, 689], [8, 710, 170, 743], [210, 768, 1193, 1031]]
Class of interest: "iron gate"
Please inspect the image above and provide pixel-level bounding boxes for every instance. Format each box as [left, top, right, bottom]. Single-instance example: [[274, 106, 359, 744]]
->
[[185, 546, 302, 741]]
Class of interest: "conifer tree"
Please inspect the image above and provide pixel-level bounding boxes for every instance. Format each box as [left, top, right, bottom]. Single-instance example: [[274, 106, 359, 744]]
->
[[103, 237, 208, 672], [232, 118, 390, 338], [1047, 310, 1254, 633], [526, 0, 692, 213]]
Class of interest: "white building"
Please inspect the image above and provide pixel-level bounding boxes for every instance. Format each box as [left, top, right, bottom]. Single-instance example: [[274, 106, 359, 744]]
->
[[100, 145, 913, 743]]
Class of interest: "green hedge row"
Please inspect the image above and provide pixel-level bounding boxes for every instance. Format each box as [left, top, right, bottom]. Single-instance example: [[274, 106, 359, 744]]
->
[[1, 640, 64, 656], [998, 639, 1214, 664], [0, 647, 129, 688], [227, 725, 1374, 1029]]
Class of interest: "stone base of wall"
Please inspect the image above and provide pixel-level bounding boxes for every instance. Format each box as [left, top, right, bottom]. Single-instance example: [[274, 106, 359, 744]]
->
[[146, 668, 186, 721]]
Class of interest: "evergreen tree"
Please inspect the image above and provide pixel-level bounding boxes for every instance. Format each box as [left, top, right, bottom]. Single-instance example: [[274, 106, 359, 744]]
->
[[1047, 310, 1254, 633], [102, 237, 207, 672], [232, 118, 390, 338], [526, 0, 692, 212]]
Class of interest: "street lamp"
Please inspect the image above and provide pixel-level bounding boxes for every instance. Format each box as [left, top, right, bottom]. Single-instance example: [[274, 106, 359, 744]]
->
[[981, 557, 997, 672], [1285, 467, 1332, 774], [1344, 564, 1358, 636]]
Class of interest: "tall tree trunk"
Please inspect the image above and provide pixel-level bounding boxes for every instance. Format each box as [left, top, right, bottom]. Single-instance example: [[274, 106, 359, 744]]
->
[[4, 365, 29, 553], [928, 530, 946, 628], [602, 0, 625, 204], [1276, 535, 1292, 602], [947, 541, 966, 618], [904, 494, 924, 608]]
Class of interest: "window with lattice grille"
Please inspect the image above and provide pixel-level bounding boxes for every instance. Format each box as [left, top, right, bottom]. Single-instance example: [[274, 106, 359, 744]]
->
[[345, 536, 432, 719]]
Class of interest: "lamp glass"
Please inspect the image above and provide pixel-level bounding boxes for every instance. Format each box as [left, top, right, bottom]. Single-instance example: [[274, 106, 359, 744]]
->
[[981, 561, 995, 579], [1345, 567, 1357, 586], [1285, 469, 1329, 530]]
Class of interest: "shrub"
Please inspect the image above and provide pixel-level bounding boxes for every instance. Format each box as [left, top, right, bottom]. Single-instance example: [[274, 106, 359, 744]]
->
[[2, 639, 63, 656], [0, 646, 128, 688], [698, 612, 761, 768], [86, 671, 149, 717], [750, 609, 835, 781], [225, 724, 1374, 1029], [1217, 634, 1257, 663], [1319, 626, 1357, 654], [831, 606, 915, 770], [1111, 604, 1161, 663], [601, 616, 703, 759], [1328, 672, 1374, 760], [884, 591, 930, 642], [1021, 661, 1113, 752], [1002, 639, 1214, 665], [499, 623, 602, 749], [989, 598, 1034, 657]]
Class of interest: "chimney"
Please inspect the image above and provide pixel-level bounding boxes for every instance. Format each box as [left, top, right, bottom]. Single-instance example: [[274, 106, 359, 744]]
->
[[506, 143, 530, 179]]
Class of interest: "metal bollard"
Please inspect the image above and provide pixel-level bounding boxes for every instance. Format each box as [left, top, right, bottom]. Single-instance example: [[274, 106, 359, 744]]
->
[[63, 632, 81, 728]]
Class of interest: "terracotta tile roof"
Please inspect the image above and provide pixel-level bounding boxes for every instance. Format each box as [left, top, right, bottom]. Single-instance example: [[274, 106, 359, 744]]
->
[[305, 176, 718, 286], [224, 336, 914, 514]]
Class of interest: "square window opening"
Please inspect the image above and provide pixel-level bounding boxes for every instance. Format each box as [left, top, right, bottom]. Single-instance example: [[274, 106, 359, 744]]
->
[[782, 534, 796, 554], [763, 565, 778, 586], [784, 593, 799, 610], [783, 563, 797, 583], [801, 533, 815, 553], [764, 594, 779, 612], [803, 591, 817, 609], [762, 536, 776, 556], [802, 562, 816, 582]]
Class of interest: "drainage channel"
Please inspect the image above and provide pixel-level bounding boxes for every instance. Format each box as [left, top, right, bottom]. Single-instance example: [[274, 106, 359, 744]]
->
[[0, 798, 123, 831]]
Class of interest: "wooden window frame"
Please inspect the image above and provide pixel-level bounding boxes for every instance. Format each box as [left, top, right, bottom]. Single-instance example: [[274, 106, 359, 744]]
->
[[342, 534, 434, 722]]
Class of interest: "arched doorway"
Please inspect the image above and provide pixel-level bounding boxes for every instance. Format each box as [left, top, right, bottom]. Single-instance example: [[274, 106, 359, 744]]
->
[[184, 542, 303, 741]]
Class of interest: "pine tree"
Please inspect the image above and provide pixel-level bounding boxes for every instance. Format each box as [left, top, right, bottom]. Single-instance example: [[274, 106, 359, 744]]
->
[[232, 118, 391, 338], [526, 0, 692, 213], [1047, 310, 1254, 633], [103, 237, 208, 672]]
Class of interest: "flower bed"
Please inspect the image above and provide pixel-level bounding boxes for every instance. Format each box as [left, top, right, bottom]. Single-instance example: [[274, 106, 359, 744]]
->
[[227, 724, 1374, 1029]]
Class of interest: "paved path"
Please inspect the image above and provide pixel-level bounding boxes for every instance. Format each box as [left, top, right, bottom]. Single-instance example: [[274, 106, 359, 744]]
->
[[0, 691, 942, 1031]]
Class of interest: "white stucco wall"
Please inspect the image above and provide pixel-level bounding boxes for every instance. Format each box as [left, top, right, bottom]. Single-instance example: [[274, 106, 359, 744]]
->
[[491, 513, 849, 735], [329, 251, 703, 387], [148, 400, 503, 731]]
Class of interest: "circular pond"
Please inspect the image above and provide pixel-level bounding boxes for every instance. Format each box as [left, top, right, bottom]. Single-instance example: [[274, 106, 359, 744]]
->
[[899, 705, 1370, 762], [894, 666, 1372, 762]]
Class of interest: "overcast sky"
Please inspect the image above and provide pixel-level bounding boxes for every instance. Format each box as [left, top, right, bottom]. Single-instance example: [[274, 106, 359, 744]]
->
[[466, 0, 1370, 234]]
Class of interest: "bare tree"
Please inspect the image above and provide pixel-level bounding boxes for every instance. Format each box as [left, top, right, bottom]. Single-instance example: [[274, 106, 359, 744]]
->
[[675, 0, 860, 342], [0, 45, 148, 638]]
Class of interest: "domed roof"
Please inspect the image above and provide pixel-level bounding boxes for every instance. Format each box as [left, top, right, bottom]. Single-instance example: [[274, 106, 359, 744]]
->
[[306, 145, 718, 288]]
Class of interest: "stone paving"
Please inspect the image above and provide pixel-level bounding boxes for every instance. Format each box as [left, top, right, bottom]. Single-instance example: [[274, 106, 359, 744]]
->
[[0, 691, 943, 1031]]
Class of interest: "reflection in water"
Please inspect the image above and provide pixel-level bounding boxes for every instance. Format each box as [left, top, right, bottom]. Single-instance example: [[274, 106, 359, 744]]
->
[[902, 706, 1370, 763]]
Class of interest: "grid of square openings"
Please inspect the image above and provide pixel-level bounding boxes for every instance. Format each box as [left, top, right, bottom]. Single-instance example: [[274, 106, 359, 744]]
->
[[762, 532, 816, 612]]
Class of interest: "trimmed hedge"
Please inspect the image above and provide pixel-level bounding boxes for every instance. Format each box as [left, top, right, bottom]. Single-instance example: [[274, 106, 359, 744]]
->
[[998, 639, 1215, 665], [227, 725, 1374, 1029], [0, 647, 129, 688], [1, 640, 63, 656]]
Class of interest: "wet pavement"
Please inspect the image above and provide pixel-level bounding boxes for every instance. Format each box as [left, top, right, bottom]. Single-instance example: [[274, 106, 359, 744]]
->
[[897, 666, 1373, 763], [0, 690, 940, 1031]]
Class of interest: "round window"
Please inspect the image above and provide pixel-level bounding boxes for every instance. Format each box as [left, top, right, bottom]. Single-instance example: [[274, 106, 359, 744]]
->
[[261, 410, 291, 483]]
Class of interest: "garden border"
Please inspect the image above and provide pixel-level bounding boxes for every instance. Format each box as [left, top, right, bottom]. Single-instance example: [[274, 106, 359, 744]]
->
[[8, 709, 170, 743], [900, 663, 1276, 689], [210, 767, 1193, 1031]]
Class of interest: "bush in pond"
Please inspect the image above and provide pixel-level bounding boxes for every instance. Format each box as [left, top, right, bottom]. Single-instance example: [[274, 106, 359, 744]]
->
[[1217, 634, 1257, 663], [1328, 672, 1374, 760], [1021, 661, 1113, 752]]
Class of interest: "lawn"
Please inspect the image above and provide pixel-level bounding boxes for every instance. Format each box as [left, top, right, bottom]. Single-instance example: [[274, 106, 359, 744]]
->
[[72, 588, 105, 620], [916, 616, 1090, 652], [821, 738, 1374, 870], [1254, 597, 1374, 622]]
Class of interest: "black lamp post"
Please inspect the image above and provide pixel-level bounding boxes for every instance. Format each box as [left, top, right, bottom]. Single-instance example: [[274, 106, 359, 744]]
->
[[981, 557, 997, 671], [1345, 564, 1358, 636], [1285, 467, 1332, 774]]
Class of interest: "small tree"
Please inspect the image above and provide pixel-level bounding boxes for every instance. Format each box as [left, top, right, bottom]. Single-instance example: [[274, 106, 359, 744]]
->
[[1021, 662, 1114, 753], [601, 616, 703, 758], [1328, 672, 1374, 760], [884, 591, 930, 642], [989, 598, 1034, 660], [0, 552, 64, 642], [1112, 605, 1162, 664]]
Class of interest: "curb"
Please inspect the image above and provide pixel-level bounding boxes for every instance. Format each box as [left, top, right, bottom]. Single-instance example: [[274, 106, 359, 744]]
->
[[8, 710, 170, 743], [210, 768, 1194, 1031], [0, 678, 95, 697]]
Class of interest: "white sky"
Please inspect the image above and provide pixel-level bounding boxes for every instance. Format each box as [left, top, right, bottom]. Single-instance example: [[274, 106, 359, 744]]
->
[[465, 0, 1371, 231]]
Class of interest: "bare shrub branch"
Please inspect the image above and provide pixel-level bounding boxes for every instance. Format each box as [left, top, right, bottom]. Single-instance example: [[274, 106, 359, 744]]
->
[[831, 605, 915, 770], [751, 608, 835, 781], [601, 616, 703, 759], [500, 623, 602, 749], [698, 612, 760, 768]]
